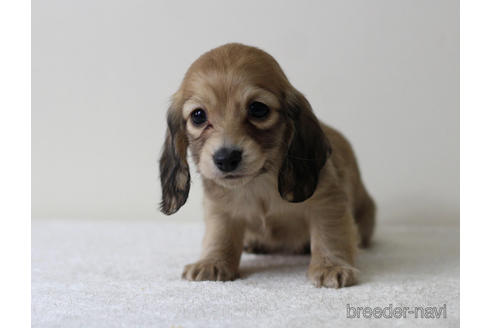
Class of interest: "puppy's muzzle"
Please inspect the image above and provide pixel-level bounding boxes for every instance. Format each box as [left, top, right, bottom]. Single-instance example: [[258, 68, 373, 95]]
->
[[213, 147, 242, 172]]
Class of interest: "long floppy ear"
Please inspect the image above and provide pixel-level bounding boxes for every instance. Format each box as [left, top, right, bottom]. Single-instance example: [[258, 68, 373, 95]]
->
[[278, 89, 331, 202], [159, 99, 190, 215]]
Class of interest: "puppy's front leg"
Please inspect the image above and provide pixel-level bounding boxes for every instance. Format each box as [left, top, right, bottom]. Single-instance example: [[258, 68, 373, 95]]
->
[[182, 209, 245, 282], [308, 199, 359, 288]]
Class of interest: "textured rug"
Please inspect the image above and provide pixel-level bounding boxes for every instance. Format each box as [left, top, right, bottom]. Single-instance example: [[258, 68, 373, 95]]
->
[[32, 219, 459, 327]]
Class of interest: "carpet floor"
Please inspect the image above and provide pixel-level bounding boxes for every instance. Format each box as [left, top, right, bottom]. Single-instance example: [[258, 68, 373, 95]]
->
[[32, 219, 459, 327]]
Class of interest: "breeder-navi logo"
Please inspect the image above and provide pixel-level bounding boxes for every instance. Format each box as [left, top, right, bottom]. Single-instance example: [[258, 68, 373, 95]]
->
[[346, 304, 447, 319]]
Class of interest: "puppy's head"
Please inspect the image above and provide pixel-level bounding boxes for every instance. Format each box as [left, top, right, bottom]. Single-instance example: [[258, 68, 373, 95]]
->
[[160, 43, 330, 215]]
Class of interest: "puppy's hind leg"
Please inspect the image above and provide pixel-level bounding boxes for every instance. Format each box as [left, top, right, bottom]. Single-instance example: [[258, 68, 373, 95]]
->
[[243, 240, 272, 254], [354, 194, 376, 248]]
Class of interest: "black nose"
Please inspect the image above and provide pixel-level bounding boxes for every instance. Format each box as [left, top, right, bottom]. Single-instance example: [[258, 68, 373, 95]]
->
[[213, 148, 242, 172]]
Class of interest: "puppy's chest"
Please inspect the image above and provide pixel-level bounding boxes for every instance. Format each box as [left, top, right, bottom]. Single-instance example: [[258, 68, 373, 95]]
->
[[225, 181, 304, 226]]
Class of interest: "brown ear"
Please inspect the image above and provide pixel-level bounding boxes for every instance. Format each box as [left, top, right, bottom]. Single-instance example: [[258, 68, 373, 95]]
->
[[278, 89, 331, 202], [159, 99, 190, 215]]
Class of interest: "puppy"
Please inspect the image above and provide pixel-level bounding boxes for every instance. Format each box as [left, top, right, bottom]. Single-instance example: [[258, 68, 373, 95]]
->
[[159, 43, 375, 288]]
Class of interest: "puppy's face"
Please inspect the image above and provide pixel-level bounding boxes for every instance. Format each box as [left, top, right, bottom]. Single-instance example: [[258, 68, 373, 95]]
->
[[160, 44, 330, 215], [182, 75, 284, 188]]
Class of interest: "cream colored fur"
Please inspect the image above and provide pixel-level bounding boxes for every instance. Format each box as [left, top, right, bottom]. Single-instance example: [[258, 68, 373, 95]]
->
[[161, 43, 376, 288]]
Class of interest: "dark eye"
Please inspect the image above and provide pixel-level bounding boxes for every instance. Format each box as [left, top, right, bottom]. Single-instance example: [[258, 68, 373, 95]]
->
[[248, 101, 270, 119], [191, 109, 207, 125]]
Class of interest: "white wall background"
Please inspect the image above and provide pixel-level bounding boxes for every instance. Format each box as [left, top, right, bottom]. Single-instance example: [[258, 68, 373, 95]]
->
[[32, 0, 459, 223]]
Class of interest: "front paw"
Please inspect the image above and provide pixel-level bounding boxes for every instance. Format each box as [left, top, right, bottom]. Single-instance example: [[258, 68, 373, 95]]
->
[[308, 264, 357, 288], [182, 260, 238, 282]]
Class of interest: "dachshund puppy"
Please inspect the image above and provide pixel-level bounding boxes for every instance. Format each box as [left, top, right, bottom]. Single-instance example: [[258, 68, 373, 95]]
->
[[159, 43, 375, 288]]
